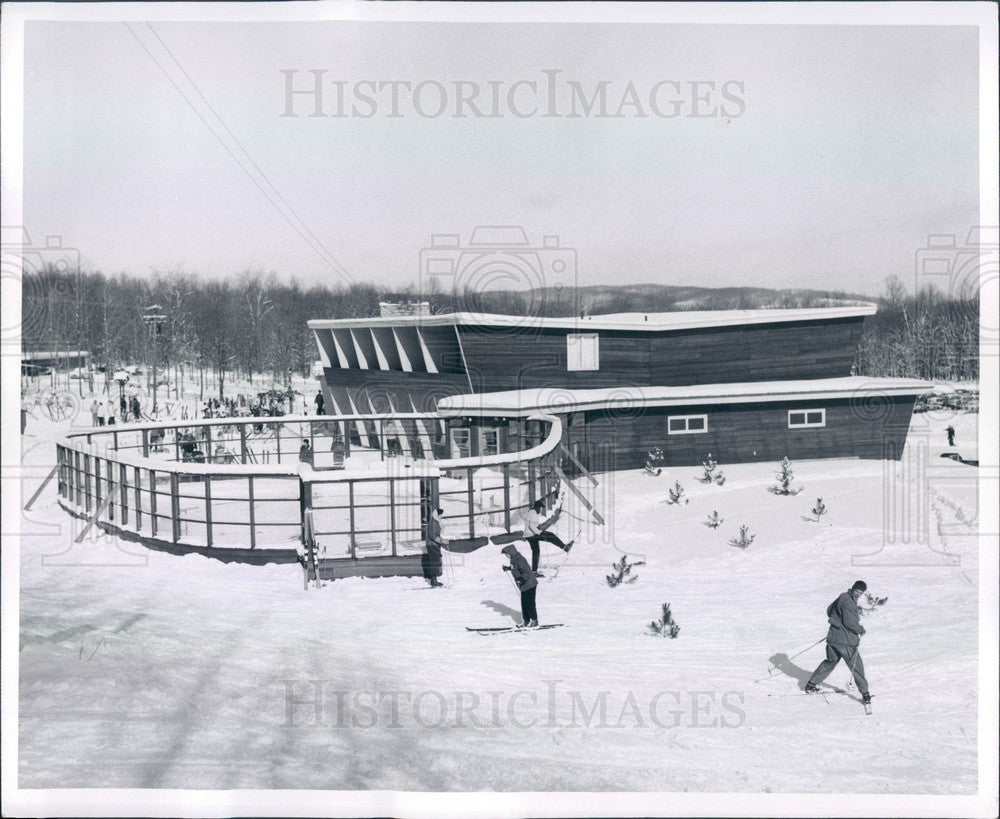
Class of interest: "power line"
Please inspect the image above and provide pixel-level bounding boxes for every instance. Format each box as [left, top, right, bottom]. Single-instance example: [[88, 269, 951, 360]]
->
[[123, 22, 356, 285]]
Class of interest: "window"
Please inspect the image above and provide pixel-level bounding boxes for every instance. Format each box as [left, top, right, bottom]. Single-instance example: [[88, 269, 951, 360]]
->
[[788, 409, 826, 428], [667, 414, 708, 435], [478, 427, 500, 456], [567, 333, 599, 371], [450, 428, 471, 458]]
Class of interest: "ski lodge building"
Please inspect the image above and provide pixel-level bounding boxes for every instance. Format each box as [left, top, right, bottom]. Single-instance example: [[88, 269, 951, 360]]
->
[[308, 303, 933, 472], [51, 300, 936, 577]]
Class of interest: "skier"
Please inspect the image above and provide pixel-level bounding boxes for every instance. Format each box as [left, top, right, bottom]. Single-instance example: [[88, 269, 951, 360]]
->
[[90, 399, 100, 427], [422, 507, 446, 587], [314, 390, 325, 415], [946, 425, 956, 447], [501, 543, 538, 627], [298, 439, 313, 465], [523, 500, 573, 575], [805, 580, 871, 707]]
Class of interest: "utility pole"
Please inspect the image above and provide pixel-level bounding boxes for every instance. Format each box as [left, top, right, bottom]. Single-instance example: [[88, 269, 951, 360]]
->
[[75, 257, 83, 398], [142, 304, 166, 416]]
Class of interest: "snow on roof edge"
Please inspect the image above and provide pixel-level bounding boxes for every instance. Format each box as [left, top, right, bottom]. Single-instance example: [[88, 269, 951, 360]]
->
[[308, 303, 877, 333], [437, 376, 939, 416]]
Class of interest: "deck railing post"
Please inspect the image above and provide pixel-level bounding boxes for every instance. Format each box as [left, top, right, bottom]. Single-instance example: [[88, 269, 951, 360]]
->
[[467, 468, 475, 539], [389, 479, 397, 556], [120, 463, 128, 526], [248, 476, 256, 549], [299, 478, 312, 547], [106, 459, 114, 522], [134, 466, 142, 532], [528, 460, 537, 506], [142, 429, 149, 458], [240, 424, 248, 464], [502, 463, 511, 531], [170, 473, 181, 543], [276, 424, 281, 462], [86, 454, 94, 514], [204, 475, 213, 547], [348, 481, 356, 559], [75, 451, 82, 508], [149, 469, 158, 538]]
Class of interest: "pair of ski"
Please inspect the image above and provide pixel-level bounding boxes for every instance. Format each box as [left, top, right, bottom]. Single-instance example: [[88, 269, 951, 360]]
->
[[466, 624, 564, 634], [770, 687, 872, 714]]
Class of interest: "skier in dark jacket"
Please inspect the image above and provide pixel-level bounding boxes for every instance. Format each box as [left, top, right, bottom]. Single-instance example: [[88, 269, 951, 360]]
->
[[946, 425, 956, 447], [422, 508, 445, 587], [501, 543, 538, 627], [805, 580, 871, 704]]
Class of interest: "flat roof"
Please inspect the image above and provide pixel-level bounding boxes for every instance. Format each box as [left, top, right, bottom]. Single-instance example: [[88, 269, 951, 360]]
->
[[22, 350, 91, 360], [437, 376, 938, 417], [308, 303, 877, 333]]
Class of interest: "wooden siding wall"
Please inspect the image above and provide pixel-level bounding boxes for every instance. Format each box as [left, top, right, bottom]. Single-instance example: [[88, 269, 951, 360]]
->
[[457, 317, 865, 391], [578, 395, 916, 471]]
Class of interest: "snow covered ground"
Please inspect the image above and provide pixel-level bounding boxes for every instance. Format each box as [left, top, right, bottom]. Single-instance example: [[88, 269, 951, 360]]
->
[[15, 396, 982, 793]]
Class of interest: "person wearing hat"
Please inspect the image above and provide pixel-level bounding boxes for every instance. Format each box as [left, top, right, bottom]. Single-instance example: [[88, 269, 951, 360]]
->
[[501, 543, 538, 627], [805, 580, 872, 705]]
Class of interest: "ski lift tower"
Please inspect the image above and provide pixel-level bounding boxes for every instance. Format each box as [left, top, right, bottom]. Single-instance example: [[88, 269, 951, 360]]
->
[[142, 304, 167, 416]]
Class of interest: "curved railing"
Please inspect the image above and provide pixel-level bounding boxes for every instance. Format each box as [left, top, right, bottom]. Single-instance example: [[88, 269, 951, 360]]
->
[[55, 412, 563, 565]]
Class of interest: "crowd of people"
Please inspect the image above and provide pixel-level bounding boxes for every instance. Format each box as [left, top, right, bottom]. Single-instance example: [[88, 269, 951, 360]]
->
[[90, 394, 143, 426]]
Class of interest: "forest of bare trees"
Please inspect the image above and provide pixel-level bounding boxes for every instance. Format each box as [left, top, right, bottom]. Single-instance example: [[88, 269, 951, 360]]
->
[[20, 266, 980, 395]]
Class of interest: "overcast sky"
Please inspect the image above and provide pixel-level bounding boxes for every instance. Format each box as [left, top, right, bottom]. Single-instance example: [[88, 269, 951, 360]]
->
[[22, 21, 978, 296]]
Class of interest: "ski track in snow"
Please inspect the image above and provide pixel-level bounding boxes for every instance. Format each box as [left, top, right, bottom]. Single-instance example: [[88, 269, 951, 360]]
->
[[15, 390, 980, 792]]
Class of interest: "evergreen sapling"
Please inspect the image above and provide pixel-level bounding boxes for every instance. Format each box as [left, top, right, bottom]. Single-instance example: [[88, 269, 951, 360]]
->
[[861, 593, 888, 614], [770, 457, 801, 495], [699, 454, 718, 483], [666, 481, 687, 505], [705, 510, 724, 529], [729, 524, 756, 549], [649, 602, 680, 638], [811, 497, 827, 521], [699, 453, 726, 486], [644, 447, 664, 476], [606, 555, 639, 587]]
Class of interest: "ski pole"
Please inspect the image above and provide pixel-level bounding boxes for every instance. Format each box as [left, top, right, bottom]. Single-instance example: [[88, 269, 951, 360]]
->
[[763, 636, 826, 677]]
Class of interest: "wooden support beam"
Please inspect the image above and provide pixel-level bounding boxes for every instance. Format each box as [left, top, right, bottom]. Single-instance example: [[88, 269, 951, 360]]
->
[[558, 442, 599, 486], [554, 465, 605, 525]]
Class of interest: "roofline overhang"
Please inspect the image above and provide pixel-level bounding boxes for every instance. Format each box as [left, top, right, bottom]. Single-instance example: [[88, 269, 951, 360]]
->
[[308, 303, 877, 334]]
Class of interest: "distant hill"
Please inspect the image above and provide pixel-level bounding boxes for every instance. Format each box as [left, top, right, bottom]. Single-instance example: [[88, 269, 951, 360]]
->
[[456, 283, 873, 317]]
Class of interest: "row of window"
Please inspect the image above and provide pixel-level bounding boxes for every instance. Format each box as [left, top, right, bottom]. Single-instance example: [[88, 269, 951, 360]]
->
[[667, 409, 827, 434], [449, 427, 500, 458], [449, 410, 828, 455]]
